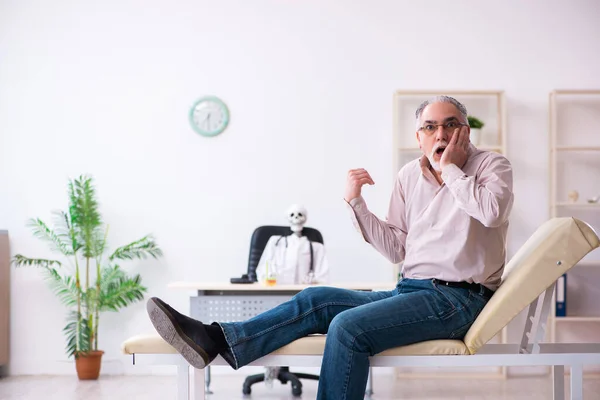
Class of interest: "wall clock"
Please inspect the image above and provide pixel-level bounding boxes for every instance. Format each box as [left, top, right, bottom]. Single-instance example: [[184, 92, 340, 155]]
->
[[189, 96, 230, 137]]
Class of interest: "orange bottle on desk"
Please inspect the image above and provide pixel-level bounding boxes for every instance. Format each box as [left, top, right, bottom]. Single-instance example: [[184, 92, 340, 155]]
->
[[265, 260, 278, 286]]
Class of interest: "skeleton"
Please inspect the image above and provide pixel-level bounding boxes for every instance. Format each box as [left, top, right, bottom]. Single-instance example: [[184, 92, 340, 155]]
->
[[287, 204, 307, 235], [262, 204, 310, 388]]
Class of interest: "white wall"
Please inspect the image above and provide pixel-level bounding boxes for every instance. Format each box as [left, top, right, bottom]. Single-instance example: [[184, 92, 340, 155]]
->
[[1, 0, 600, 377]]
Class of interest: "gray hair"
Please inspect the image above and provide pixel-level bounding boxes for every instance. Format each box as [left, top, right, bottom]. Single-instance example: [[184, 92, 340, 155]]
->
[[415, 95, 468, 130]]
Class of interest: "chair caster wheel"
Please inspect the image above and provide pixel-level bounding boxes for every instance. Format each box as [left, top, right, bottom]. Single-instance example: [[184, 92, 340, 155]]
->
[[291, 385, 302, 397]]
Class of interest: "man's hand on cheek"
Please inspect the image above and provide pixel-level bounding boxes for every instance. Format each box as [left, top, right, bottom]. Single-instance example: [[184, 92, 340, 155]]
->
[[440, 126, 469, 170]]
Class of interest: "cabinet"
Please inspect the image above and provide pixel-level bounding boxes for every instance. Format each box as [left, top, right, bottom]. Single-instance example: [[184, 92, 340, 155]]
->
[[0, 230, 9, 371], [391, 90, 507, 378], [548, 90, 600, 370]]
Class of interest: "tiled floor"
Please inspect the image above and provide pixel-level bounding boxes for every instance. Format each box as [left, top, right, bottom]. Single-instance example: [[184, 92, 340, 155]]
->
[[0, 374, 599, 399]]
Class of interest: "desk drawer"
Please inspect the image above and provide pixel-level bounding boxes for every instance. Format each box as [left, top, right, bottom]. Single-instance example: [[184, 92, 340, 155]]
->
[[190, 295, 292, 323]]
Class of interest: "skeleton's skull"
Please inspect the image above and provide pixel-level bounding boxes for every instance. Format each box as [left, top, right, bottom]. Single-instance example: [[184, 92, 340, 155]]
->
[[287, 204, 307, 233]]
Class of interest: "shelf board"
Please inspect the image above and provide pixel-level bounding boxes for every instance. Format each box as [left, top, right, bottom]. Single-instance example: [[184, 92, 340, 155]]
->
[[479, 145, 503, 152], [554, 316, 600, 322], [553, 146, 600, 151], [552, 90, 600, 95], [555, 202, 600, 208]]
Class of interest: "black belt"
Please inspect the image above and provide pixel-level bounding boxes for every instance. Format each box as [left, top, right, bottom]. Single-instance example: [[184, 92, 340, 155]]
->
[[432, 278, 495, 298]]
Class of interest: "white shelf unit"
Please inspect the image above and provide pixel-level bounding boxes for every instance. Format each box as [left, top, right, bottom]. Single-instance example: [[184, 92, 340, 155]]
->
[[548, 90, 600, 377], [391, 90, 507, 379]]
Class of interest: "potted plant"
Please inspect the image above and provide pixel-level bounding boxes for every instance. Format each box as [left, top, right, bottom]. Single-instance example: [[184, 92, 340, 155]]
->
[[467, 116, 485, 146], [12, 174, 162, 380]]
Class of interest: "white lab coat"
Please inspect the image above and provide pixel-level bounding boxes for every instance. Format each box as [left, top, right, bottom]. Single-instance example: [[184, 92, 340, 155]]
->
[[256, 234, 329, 284]]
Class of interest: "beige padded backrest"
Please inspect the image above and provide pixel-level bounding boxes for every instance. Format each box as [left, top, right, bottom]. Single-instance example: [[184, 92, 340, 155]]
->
[[464, 217, 600, 354]]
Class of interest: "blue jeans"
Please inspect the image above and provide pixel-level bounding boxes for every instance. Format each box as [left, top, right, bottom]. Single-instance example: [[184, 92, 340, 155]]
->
[[218, 278, 491, 400]]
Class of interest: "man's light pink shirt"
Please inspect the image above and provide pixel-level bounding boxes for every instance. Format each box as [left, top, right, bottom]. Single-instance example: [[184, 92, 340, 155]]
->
[[348, 145, 513, 291]]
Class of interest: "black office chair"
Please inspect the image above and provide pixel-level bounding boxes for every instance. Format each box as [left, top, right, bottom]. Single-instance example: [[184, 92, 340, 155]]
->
[[242, 225, 323, 397]]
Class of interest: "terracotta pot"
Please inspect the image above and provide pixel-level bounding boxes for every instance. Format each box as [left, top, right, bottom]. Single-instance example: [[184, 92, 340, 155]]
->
[[75, 350, 104, 380]]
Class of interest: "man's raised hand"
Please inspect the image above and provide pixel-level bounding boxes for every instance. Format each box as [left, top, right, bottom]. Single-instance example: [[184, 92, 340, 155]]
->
[[345, 168, 375, 203], [440, 125, 470, 170]]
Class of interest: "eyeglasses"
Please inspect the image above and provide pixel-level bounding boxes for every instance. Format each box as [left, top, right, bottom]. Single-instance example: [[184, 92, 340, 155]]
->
[[418, 121, 467, 136]]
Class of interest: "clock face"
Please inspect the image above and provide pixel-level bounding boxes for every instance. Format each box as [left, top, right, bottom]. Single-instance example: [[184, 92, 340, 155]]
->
[[189, 96, 230, 137]]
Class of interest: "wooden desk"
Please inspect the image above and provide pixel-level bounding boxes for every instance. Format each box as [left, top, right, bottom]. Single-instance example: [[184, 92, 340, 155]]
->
[[168, 281, 395, 395], [168, 281, 395, 323], [168, 281, 395, 292]]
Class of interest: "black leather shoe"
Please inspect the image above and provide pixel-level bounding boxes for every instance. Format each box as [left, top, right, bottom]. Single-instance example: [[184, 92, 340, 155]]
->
[[147, 297, 219, 368]]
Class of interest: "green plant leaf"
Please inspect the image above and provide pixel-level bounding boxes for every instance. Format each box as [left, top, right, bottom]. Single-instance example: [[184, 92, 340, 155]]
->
[[69, 175, 103, 259], [43, 268, 79, 307], [11, 254, 62, 268], [26, 218, 73, 256], [83, 286, 99, 310], [99, 274, 147, 312], [99, 264, 126, 291], [109, 235, 163, 261], [95, 225, 109, 265], [52, 210, 81, 254], [467, 115, 485, 129], [63, 311, 91, 358]]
